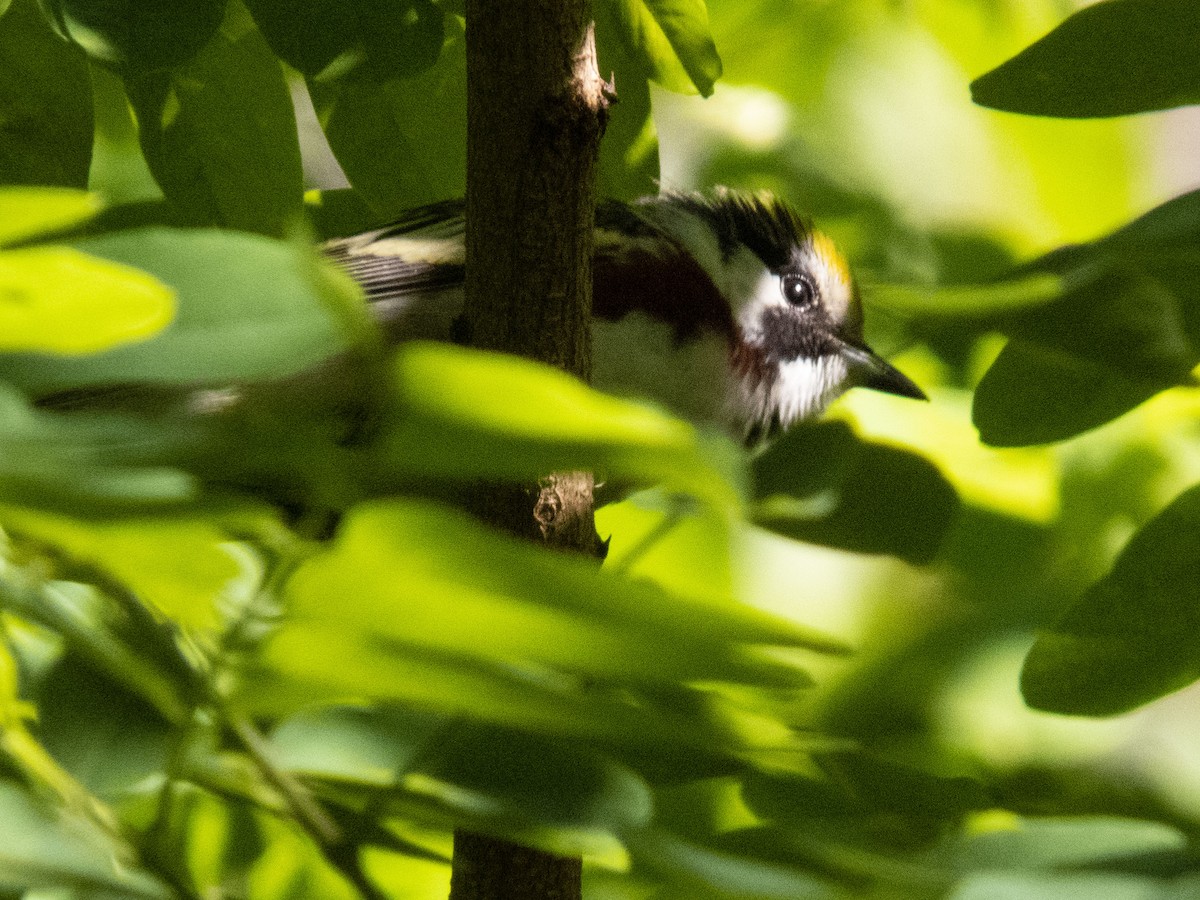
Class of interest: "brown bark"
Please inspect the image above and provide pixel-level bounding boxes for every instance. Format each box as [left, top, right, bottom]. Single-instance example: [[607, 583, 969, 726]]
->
[[451, 0, 608, 898]]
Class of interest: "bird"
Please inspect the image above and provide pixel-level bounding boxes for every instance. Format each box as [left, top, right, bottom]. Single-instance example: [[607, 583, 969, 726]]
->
[[323, 188, 926, 447]]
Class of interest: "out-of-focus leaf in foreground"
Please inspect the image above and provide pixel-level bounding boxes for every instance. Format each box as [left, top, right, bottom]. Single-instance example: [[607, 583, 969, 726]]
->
[[971, 0, 1200, 118], [3, 227, 354, 393], [974, 188, 1200, 446], [0, 780, 169, 897], [372, 342, 744, 508], [0, 186, 100, 246], [1021, 483, 1200, 716], [248, 498, 815, 750]]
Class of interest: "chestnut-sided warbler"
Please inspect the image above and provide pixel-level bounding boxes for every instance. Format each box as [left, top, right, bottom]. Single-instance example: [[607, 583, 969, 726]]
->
[[325, 189, 926, 445]]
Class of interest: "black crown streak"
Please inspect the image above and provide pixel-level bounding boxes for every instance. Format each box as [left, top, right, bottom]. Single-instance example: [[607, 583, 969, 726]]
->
[[663, 191, 810, 272]]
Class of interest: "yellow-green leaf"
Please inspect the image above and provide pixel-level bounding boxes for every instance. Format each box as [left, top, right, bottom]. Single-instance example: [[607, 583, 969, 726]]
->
[[0, 187, 101, 248], [0, 246, 174, 354]]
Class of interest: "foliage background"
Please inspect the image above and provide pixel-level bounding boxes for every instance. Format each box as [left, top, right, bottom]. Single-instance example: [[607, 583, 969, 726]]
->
[[3, 0, 1200, 898]]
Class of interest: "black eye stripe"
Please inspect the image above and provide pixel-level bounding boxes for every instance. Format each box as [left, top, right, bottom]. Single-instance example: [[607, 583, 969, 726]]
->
[[781, 273, 816, 308]]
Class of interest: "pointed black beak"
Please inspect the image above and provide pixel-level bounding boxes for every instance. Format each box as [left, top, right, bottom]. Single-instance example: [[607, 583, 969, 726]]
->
[[839, 341, 928, 402]]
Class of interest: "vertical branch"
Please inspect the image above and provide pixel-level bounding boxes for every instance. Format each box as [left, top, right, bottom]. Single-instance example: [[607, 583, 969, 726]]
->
[[453, 0, 608, 897]]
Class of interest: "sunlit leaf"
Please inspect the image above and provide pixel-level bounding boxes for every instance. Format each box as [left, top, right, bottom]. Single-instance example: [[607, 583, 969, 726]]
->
[[971, 0, 1200, 118], [374, 342, 744, 507], [0, 0, 92, 187], [1, 227, 354, 393], [0, 504, 263, 633], [0, 247, 174, 355], [1022, 483, 1200, 715], [124, 2, 302, 235], [602, 0, 722, 96], [0, 188, 101, 248]]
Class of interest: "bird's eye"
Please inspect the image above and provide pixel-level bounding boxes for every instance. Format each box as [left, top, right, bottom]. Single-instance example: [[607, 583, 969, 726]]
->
[[781, 273, 816, 308]]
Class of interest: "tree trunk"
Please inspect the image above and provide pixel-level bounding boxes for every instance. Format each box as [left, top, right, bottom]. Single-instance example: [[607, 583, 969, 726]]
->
[[450, 0, 608, 898]]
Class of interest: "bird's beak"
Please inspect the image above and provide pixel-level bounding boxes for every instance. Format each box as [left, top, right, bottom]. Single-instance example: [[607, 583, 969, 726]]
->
[[839, 341, 928, 402]]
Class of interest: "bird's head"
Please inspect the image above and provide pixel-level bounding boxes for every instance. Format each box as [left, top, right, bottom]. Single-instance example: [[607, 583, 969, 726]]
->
[[632, 190, 927, 445]]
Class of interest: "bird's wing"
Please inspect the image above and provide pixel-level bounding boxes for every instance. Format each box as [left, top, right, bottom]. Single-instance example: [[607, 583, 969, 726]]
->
[[322, 200, 467, 308]]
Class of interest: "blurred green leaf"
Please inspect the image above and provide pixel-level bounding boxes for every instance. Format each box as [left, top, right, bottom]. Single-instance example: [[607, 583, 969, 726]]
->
[[1021, 483, 1200, 715], [752, 421, 959, 564], [3, 227, 354, 394], [629, 828, 838, 900], [35, 653, 171, 797], [867, 274, 1064, 317], [272, 704, 446, 786], [124, 1, 302, 235], [0, 383, 198, 509], [943, 816, 1186, 872], [309, 13, 466, 217], [0, 0, 91, 186], [973, 340, 1170, 447], [249, 498, 814, 752], [38, 0, 226, 70], [602, 0, 722, 96], [0, 247, 174, 355], [374, 343, 744, 507], [0, 504, 263, 634], [407, 721, 654, 838], [971, 0, 1200, 118], [0, 187, 101, 246], [0, 780, 169, 897]]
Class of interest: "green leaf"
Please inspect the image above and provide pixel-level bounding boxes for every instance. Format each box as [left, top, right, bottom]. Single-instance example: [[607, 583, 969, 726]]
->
[[0, 503, 263, 634], [0, 187, 101, 246], [866, 274, 1065, 317], [271, 704, 446, 786], [595, 2, 660, 199], [973, 339, 1170, 447], [628, 829, 838, 900], [124, 1, 303, 235], [248, 498, 814, 748], [944, 816, 1186, 872], [38, 0, 227, 70], [972, 189, 1200, 445], [308, 13, 466, 217], [35, 654, 171, 798], [752, 421, 959, 564], [2, 227, 354, 393], [0, 780, 169, 897], [407, 722, 654, 839], [0, 0, 92, 186], [1021, 483, 1200, 715], [970, 0, 1200, 118], [0, 382, 198, 509], [602, 0, 722, 97], [374, 343, 742, 507], [0, 247, 174, 355]]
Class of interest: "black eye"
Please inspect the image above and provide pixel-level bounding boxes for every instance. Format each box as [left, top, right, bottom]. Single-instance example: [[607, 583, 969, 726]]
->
[[781, 273, 816, 308]]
